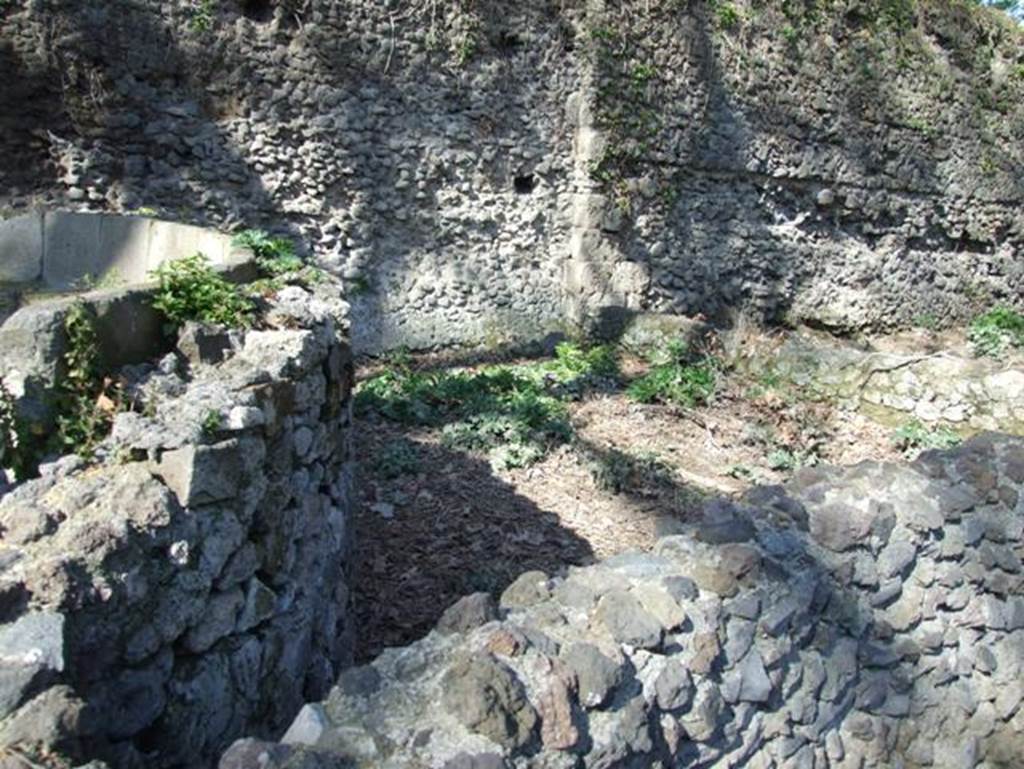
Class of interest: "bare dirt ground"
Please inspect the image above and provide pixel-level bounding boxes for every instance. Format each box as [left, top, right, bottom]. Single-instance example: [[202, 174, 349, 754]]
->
[[351, 356, 902, 662]]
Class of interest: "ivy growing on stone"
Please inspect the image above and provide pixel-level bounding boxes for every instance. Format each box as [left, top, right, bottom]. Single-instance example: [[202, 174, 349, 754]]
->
[[52, 302, 121, 460]]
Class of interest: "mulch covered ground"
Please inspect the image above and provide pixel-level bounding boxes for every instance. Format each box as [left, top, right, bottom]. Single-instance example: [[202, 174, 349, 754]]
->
[[351, 356, 901, 662]]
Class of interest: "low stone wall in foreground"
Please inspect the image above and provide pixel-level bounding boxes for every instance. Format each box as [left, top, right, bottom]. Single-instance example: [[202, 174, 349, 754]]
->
[[0, 283, 355, 768], [223, 434, 1024, 769]]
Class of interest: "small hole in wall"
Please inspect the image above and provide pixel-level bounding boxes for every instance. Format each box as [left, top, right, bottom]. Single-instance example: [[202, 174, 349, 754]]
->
[[241, 0, 274, 22], [514, 174, 536, 195], [134, 722, 163, 754], [496, 31, 522, 53]]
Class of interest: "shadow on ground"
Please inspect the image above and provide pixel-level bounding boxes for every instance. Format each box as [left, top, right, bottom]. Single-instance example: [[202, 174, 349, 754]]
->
[[352, 416, 597, 662]]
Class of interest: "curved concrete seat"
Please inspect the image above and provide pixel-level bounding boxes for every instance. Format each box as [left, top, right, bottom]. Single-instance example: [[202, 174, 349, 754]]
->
[[0, 210, 249, 290], [0, 211, 255, 432]]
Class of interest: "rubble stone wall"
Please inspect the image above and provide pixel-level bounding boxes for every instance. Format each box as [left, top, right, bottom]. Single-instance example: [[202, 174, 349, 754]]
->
[[1, 1, 1022, 351], [0, 284, 355, 769], [733, 330, 1024, 435], [223, 433, 1024, 769]]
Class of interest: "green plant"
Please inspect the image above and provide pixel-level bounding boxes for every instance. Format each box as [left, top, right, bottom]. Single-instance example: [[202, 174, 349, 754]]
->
[[347, 275, 373, 296], [968, 306, 1024, 357], [72, 269, 123, 292], [711, 0, 741, 28], [905, 117, 936, 136], [767, 448, 798, 471], [892, 419, 962, 453], [728, 463, 754, 480], [627, 341, 718, 408], [201, 409, 223, 436], [52, 302, 119, 459], [914, 313, 940, 331], [453, 34, 477, 66], [878, 0, 916, 30], [233, 229, 305, 277], [0, 379, 23, 476], [190, 0, 216, 31], [376, 438, 422, 479], [356, 343, 617, 471], [589, 448, 674, 494], [151, 253, 253, 328], [511, 342, 619, 397], [438, 386, 571, 470]]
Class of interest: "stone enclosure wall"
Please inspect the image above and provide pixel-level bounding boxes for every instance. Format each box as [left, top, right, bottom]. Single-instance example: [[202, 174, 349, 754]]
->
[[732, 329, 1024, 435], [225, 433, 1024, 769], [1, 0, 1022, 351], [0, 282, 355, 768]]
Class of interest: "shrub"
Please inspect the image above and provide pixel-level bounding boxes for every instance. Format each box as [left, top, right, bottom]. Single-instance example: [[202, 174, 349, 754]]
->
[[968, 306, 1024, 357], [627, 340, 718, 408], [233, 229, 305, 277], [150, 253, 253, 328]]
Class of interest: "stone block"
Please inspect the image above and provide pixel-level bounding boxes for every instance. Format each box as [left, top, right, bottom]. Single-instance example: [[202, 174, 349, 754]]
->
[[0, 211, 43, 283], [95, 214, 153, 284], [156, 441, 246, 506], [618, 313, 709, 356], [281, 703, 329, 746], [148, 219, 230, 269], [41, 212, 104, 289], [89, 285, 168, 368], [185, 587, 245, 653], [0, 611, 65, 719]]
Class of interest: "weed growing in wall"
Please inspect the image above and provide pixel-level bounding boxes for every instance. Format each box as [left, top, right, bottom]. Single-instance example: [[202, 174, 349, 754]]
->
[[968, 306, 1024, 357], [587, 21, 665, 214], [234, 229, 328, 295], [710, 0, 741, 29], [420, 0, 482, 67], [0, 305, 120, 475], [0, 379, 25, 478], [151, 253, 253, 328], [200, 409, 223, 437], [190, 0, 217, 32], [52, 302, 121, 459]]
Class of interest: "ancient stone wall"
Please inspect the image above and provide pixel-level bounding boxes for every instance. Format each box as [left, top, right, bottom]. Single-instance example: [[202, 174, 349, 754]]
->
[[1, 1, 1021, 351], [222, 434, 1024, 769], [0, 283, 355, 768], [569, 2, 1024, 336], [732, 329, 1024, 434]]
